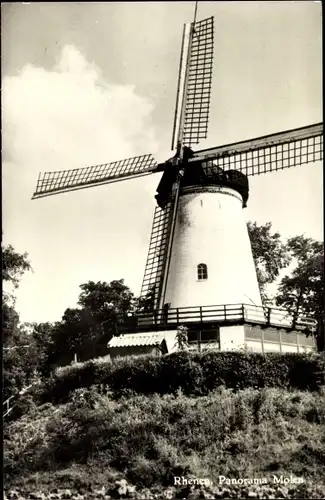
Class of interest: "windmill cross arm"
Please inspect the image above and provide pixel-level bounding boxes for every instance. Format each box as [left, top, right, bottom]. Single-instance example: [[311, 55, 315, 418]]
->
[[32, 154, 162, 199], [192, 123, 323, 161], [190, 122, 323, 176]]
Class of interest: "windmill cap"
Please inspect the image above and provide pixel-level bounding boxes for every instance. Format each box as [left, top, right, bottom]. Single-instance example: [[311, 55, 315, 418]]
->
[[181, 162, 249, 207]]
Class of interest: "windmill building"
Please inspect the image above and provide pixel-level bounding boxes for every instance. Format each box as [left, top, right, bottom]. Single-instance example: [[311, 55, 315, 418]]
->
[[32, 15, 322, 358]]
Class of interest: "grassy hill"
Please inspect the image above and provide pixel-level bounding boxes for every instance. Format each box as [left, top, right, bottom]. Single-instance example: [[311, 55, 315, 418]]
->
[[4, 351, 325, 499]]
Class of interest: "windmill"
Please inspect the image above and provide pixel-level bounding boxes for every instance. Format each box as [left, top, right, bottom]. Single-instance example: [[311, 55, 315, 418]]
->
[[32, 8, 323, 352]]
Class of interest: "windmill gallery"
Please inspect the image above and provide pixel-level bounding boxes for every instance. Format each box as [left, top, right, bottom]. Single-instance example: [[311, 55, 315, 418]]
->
[[32, 14, 323, 357]]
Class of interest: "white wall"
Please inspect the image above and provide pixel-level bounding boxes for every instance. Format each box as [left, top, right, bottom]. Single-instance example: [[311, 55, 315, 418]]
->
[[164, 185, 262, 310], [161, 330, 178, 353], [245, 340, 315, 353], [219, 325, 245, 351]]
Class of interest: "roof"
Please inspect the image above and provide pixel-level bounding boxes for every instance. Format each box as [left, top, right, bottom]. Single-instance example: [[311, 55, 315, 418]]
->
[[108, 332, 168, 349]]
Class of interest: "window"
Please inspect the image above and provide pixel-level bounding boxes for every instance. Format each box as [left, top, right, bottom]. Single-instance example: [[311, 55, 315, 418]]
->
[[197, 263, 208, 281]]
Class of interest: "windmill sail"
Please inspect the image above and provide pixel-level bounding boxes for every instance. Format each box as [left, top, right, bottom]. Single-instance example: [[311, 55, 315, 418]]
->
[[183, 16, 214, 147], [171, 16, 214, 150], [191, 122, 323, 176], [32, 154, 158, 199], [142, 16, 214, 311], [147, 16, 215, 311], [140, 201, 175, 308]]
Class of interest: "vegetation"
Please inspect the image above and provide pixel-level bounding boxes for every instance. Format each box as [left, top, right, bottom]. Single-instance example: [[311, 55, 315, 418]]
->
[[3, 244, 37, 399], [2, 225, 324, 400], [175, 325, 189, 350], [26, 350, 325, 408], [2, 243, 32, 291], [2, 227, 324, 498], [275, 236, 324, 351], [247, 221, 291, 304], [4, 386, 325, 498], [248, 224, 324, 350], [2, 242, 137, 397], [47, 279, 136, 368]]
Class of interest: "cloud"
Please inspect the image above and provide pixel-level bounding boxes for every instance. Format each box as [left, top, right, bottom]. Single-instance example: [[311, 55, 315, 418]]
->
[[3, 44, 157, 169], [3, 45, 159, 323]]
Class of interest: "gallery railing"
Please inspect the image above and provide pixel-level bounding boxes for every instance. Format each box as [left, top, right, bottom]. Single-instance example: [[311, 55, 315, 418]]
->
[[117, 303, 318, 334]]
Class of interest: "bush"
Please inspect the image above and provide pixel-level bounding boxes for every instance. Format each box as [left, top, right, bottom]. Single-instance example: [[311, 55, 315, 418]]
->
[[39, 351, 325, 405], [4, 387, 325, 494]]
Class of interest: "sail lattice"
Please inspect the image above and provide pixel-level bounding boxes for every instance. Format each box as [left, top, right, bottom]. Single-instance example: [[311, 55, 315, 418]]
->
[[32, 154, 158, 199], [140, 201, 175, 309], [192, 123, 323, 176], [182, 16, 214, 148]]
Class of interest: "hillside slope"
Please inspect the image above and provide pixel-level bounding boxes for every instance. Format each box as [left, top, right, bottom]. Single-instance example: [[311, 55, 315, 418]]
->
[[4, 384, 325, 499]]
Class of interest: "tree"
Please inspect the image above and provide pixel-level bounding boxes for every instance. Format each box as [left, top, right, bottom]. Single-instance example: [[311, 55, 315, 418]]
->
[[3, 243, 32, 336], [3, 323, 43, 399], [2, 303, 20, 347], [49, 280, 135, 366], [48, 308, 101, 366], [78, 279, 135, 342], [135, 285, 156, 312], [2, 244, 34, 398], [276, 236, 324, 350], [26, 322, 57, 378], [3, 243, 32, 291], [78, 279, 134, 322], [2, 244, 31, 349], [247, 221, 292, 304]]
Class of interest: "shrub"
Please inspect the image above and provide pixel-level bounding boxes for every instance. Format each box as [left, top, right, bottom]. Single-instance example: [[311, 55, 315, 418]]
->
[[4, 387, 325, 494], [37, 351, 325, 405]]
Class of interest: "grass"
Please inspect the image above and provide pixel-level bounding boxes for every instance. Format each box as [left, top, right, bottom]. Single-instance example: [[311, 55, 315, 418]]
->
[[4, 385, 325, 498]]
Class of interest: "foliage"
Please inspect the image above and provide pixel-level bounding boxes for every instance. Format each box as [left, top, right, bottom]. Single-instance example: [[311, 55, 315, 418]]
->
[[247, 221, 291, 303], [135, 285, 156, 312], [47, 280, 135, 368], [3, 341, 36, 400], [276, 236, 324, 350], [2, 244, 35, 399], [27, 322, 58, 377], [37, 351, 325, 405], [3, 262, 137, 396], [2, 321, 54, 400], [2, 303, 20, 346], [48, 308, 100, 367], [175, 325, 189, 350], [2, 243, 32, 290], [78, 279, 135, 321], [2, 243, 32, 345], [4, 388, 325, 498], [3, 305, 56, 399]]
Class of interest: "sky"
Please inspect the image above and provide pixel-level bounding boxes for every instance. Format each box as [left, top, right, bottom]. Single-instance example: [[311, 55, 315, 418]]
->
[[2, 1, 323, 324]]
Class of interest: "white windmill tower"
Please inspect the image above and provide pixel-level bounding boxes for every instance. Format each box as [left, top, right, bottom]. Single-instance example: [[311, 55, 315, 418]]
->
[[32, 8, 322, 354]]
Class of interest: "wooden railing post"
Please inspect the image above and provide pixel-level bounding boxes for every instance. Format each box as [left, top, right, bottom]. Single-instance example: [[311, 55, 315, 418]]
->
[[197, 329, 202, 352]]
